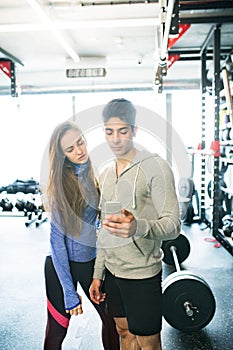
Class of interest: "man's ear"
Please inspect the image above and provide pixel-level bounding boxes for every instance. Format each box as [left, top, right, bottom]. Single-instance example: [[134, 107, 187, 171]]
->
[[133, 125, 138, 137]]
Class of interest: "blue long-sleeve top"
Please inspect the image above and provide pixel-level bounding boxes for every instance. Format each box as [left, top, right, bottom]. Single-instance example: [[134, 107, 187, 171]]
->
[[48, 161, 99, 310]]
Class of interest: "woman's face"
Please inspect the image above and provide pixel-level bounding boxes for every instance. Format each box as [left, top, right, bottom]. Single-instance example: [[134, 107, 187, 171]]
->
[[60, 128, 88, 164]]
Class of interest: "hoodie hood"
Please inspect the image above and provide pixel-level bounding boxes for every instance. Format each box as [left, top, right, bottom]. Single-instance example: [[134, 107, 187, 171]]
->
[[132, 149, 160, 164], [98, 149, 161, 211]]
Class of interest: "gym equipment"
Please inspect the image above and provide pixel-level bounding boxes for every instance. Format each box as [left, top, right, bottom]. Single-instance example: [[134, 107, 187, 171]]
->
[[24, 200, 47, 227], [0, 189, 48, 226], [222, 215, 233, 237], [178, 178, 194, 199], [178, 177, 200, 225], [207, 177, 232, 228], [25, 214, 38, 227], [0, 186, 6, 193], [23, 199, 37, 213], [15, 198, 33, 216], [35, 216, 48, 227], [207, 179, 227, 201], [162, 233, 216, 332], [162, 233, 190, 265], [178, 177, 194, 224], [0, 178, 39, 195], [0, 198, 14, 211], [15, 199, 26, 212], [222, 127, 231, 141], [24, 199, 41, 226], [230, 127, 233, 140]]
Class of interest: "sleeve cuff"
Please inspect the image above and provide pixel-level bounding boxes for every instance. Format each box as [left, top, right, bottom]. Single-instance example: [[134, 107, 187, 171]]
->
[[65, 301, 81, 310], [134, 218, 149, 237], [93, 268, 105, 280]]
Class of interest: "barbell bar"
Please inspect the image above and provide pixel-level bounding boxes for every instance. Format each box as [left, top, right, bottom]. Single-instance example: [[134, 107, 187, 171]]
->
[[162, 232, 216, 332]]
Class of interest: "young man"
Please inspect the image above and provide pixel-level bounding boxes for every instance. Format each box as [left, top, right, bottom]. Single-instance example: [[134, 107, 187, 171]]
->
[[89, 98, 181, 350]]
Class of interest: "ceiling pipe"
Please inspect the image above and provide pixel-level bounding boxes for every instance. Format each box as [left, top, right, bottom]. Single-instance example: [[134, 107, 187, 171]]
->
[[0, 79, 200, 95]]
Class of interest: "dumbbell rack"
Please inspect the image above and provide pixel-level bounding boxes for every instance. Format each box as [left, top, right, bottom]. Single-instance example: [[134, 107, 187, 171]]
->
[[0, 193, 47, 228]]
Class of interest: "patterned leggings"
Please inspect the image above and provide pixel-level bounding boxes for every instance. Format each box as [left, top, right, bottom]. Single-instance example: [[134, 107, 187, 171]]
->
[[43, 256, 119, 350]]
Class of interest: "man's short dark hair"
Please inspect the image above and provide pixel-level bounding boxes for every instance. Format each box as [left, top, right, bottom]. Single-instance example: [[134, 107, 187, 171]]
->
[[102, 98, 136, 130]]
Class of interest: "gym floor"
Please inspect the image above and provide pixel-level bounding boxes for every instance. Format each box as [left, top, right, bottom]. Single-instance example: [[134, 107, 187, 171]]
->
[[0, 215, 232, 350]]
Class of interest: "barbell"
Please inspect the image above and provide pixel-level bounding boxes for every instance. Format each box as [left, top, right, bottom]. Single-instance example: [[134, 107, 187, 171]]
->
[[162, 232, 216, 332]]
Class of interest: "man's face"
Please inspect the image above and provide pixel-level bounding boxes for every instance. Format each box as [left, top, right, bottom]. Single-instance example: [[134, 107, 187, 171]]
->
[[104, 117, 136, 158]]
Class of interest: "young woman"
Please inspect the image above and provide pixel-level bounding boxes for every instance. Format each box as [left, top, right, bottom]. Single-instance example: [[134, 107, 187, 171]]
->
[[43, 120, 119, 350]]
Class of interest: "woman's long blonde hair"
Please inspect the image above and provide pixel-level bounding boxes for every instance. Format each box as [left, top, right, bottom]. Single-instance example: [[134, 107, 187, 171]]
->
[[45, 120, 98, 236]]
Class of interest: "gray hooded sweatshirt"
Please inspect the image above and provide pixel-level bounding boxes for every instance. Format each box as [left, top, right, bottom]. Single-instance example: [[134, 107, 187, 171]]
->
[[93, 150, 181, 280]]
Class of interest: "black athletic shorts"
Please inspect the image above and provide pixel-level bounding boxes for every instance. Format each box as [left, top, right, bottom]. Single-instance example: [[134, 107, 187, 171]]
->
[[104, 269, 162, 336]]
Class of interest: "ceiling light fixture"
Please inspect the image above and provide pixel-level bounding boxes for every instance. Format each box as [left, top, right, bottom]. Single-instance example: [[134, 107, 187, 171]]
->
[[26, 0, 80, 63], [66, 67, 106, 78], [66, 56, 106, 77]]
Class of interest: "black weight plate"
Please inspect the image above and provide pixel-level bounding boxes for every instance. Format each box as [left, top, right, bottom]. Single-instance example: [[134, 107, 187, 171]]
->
[[162, 232, 190, 265], [230, 128, 233, 140], [220, 163, 228, 175], [162, 271, 216, 332]]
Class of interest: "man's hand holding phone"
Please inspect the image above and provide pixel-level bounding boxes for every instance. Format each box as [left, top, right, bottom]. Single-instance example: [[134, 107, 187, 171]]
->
[[103, 201, 137, 238]]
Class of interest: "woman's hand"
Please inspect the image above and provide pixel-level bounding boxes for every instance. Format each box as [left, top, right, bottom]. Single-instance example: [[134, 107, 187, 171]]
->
[[66, 294, 83, 316]]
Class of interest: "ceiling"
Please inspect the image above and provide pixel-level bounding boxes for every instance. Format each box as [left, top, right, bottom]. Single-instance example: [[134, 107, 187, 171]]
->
[[0, 0, 233, 95]]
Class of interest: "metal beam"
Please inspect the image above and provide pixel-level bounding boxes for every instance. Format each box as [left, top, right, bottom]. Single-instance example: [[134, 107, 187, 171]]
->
[[180, 14, 233, 24], [200, 25, 216, 55], [169, 47, 232, 57], [0, 47, 24, 66], [180, 1, 233, 11], [212, 24, 221, 239]]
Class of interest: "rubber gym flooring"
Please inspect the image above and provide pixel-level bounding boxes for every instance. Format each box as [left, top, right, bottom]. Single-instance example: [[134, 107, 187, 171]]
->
[[0, 215, 232, 350]]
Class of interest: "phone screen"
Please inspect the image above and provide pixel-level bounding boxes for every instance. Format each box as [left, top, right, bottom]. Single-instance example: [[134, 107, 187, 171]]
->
[[104, 201, 122, 217]]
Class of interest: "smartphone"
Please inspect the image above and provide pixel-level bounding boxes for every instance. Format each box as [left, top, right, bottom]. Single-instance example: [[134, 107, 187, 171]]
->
[[104, 201, 122, 218]]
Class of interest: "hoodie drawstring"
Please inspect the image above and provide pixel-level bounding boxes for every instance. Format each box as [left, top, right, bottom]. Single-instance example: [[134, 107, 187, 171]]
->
[[98, 167, 111, 210], [99, 160, 141, 210], [132, 161, 141, 209]]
